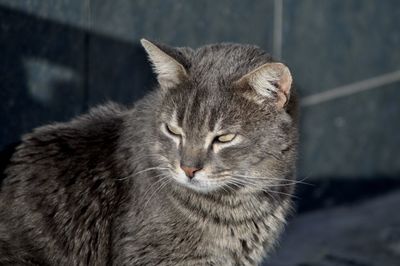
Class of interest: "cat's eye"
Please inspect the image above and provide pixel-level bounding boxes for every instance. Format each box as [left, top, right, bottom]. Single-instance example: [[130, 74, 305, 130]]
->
[[215, 133, 236, 143], [165, 123, 181, 136]]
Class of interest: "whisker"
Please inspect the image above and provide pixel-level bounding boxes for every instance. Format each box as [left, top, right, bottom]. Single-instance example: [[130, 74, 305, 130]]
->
[[212, 172, 308, 185], [262, 187, 299, 199], [219, 184, 229, 194], [231, 174, 312, 186], [128, 154, 169, 165], [212, 174, 309, 190], [141, 174, 171, 200], [142, 179, 171, 209], [230, 177, 299, 200], [231, 177, 280, 201], [133, 141, 160, 146], [116, 166, 171, 181]]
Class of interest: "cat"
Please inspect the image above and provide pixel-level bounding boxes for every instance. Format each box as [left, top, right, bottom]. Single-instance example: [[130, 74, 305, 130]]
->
[[0, 39, 298, 266]]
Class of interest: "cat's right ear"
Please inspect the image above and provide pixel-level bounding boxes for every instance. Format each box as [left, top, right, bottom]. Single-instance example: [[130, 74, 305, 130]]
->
[[140, 39, 188, 89], [234, 62, 292, 109]]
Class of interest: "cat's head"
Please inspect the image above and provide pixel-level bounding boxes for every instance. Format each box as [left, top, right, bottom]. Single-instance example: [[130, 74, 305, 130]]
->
[[141, 39, 298, 194]]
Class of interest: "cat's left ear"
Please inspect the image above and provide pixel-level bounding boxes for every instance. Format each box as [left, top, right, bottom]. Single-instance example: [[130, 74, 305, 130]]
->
[[235, 63, 292, 108], [140, 38, 188, 89]]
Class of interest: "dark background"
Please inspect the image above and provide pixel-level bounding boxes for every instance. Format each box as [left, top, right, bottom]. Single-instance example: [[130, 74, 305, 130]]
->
[[1, 1, 399, 265]]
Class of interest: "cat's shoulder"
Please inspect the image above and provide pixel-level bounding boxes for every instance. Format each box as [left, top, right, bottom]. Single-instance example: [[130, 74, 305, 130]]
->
[[11, 102, 127, 166]]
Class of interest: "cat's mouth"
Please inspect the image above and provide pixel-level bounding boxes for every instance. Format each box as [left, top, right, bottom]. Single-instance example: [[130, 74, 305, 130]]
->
[[186, 178, 224, 193], [171, 170, 226, 193]]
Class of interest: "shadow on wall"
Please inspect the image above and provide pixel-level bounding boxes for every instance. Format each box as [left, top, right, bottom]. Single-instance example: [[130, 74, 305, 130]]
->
[[0, 5, 155, 151]]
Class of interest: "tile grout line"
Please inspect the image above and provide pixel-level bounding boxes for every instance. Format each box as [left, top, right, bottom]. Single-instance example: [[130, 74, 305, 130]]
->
[[82, 0, 91, 112], [301, 69, 400, 107], [273, 0, 283, 60]]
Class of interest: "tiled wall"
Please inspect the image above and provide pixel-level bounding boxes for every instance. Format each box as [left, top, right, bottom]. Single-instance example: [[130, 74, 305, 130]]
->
[[1, 0, 399, 180], [283, 0, 400, 179]]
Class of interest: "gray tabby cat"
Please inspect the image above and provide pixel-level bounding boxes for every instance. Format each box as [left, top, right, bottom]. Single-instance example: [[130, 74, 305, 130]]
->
[[0, 39, 298, 265]]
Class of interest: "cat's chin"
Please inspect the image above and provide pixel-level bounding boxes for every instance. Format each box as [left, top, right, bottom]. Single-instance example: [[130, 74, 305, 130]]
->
[[182, 179, 223, 193], [171, 175, 223, 193], [168, 170, 224, 193]]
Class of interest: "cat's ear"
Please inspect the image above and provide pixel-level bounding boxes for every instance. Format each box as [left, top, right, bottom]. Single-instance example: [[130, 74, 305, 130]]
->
[[140, 39, 188, 89], [235, 63, 292, 108]]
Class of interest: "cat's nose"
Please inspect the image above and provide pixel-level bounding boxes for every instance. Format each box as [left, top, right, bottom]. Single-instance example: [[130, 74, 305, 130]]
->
[[180, 165, 202, 179]]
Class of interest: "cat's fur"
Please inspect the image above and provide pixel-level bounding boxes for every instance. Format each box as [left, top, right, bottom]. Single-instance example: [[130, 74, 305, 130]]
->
[[0, 40, 298, 265]]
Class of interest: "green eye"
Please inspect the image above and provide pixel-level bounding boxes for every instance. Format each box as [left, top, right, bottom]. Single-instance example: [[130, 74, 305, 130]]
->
[[165, 123, 181, 136], [216, 133, 236, 143]]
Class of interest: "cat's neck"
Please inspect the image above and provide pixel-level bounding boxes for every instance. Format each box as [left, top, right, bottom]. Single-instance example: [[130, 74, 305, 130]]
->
[[164, 183, 285, 226]]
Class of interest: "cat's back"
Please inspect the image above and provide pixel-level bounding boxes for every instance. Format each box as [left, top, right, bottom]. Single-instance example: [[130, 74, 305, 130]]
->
[[0, 103, 128, 265], [3, 103, 127, 187]]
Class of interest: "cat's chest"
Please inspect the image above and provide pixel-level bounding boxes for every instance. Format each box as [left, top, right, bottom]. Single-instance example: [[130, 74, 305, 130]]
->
[[202, 219, 274, 266], [117, 207, 283, 266]]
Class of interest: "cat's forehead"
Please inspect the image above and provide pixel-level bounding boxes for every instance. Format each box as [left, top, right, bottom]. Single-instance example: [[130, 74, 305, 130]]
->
[[163, 87, 261, 135], [188, 43, 272, 84], [172, 89, 226, 131]]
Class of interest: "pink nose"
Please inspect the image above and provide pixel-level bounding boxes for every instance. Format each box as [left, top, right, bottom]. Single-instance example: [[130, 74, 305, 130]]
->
[[180, 166, 201, 179]]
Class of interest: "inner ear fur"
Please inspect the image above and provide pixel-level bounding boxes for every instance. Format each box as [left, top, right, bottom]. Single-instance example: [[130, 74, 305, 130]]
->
[[140, 38, 188, 89], [235, 62, 292, 108]]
